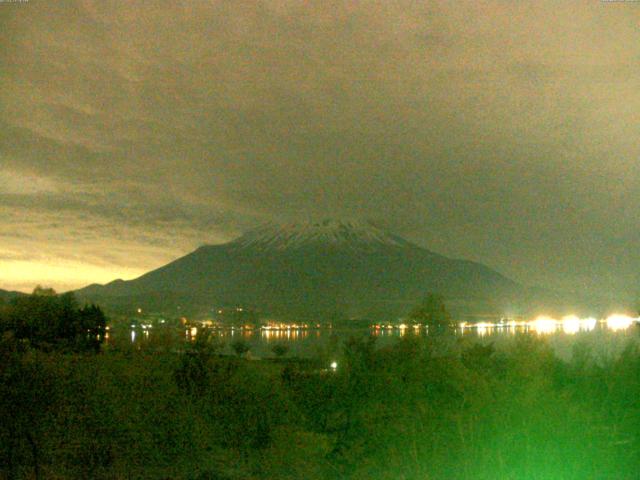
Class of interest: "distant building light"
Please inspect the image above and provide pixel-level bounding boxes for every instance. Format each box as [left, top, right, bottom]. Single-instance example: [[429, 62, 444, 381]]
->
[[606, 314, 635, 331]]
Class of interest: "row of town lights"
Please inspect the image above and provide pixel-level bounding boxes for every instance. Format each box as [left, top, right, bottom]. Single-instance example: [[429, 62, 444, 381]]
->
[[458, 314, 639, 335]]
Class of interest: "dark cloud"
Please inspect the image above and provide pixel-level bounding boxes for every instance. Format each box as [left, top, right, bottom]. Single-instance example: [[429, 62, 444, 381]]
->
[[1, 0, 639, 298]]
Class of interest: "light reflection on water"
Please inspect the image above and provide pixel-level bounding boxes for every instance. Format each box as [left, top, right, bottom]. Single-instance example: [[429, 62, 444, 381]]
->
[[457, 315, 635, 337], [112, 314, 639, 360]]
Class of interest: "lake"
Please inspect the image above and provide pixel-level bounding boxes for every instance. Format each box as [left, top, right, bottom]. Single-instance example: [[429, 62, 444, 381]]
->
[[106, 314, 640, 362]]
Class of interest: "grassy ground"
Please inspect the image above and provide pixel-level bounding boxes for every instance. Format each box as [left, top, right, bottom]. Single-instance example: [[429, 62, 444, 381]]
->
[[1, 331, 640, 479]]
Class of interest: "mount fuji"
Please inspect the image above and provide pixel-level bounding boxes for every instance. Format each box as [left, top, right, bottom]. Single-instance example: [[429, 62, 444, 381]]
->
[[76, 220, 544, 319]]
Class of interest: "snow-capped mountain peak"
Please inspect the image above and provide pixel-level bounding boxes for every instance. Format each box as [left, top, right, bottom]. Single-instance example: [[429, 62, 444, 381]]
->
[[229, 219, 411, 251]]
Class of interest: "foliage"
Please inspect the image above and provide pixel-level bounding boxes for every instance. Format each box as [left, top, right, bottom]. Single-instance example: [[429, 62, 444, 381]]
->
[[0, 287, 106, 352], [2, 325, 640, 479], [230, 339, 250, 357], [174, 331, 226, 395], [0, 333, 68, 480], [270, 343, 289, 358], [408, 292, 452, 328]]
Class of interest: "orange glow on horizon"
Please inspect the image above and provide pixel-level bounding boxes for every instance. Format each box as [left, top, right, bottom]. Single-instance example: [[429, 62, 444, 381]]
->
[[0, 259, 146, 292]]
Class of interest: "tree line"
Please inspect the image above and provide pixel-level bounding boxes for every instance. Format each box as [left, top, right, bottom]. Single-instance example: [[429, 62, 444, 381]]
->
[[1, 289, 640, 479], [0, 286, 106, 353]]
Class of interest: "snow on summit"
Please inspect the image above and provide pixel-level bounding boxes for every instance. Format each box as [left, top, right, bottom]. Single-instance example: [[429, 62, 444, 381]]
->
[[230, 220, 410, 251]]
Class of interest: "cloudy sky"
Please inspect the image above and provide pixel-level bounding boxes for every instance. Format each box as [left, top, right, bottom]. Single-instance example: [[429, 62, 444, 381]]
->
[[1, 0, 639, 299]]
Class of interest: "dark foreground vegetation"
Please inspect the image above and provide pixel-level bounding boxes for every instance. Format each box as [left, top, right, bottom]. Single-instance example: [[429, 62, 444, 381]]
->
[[2, 293, 640, 479]]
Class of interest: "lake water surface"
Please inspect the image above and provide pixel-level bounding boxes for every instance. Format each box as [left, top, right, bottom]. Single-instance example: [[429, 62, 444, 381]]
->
[[107, 315, 640, 362]]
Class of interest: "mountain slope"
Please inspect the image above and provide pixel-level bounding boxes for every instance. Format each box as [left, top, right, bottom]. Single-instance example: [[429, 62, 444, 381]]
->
[[0, 289, 26, 303], [76, 220, 535, 319]]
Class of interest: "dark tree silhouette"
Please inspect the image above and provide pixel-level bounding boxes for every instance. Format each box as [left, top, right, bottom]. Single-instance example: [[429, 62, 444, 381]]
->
[[408, 292, 452, 328], [271, 343, 289, 358], [0, 288, 107, 352], [0, 334, 60, 480], [231, 339, 250, 357]]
